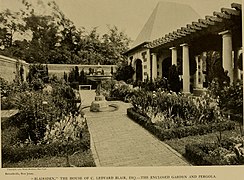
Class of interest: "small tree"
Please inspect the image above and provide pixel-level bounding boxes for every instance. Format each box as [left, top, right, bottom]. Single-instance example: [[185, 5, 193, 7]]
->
[[168, 65, 180, 93], [64, 72, 68, 82], [115, 64, 135, 82]]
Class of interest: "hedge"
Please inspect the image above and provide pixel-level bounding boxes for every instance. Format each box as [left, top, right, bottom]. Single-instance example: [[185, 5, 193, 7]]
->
[[185, 140, 244, 165], [127, 108, 235, 141], [185, 143, 217, 165], [2, 127, 91, 164]]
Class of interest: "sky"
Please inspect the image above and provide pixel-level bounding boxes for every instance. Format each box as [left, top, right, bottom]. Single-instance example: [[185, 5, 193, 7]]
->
[[0, 0, 243, 42]]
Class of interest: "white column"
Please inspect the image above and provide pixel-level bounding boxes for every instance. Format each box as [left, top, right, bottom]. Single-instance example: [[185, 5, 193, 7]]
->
[[151, 53, 157, 81], [198, 53, 204, 89], [194, 56, 199, 88], [170, 47, 177, 65], [233, 49, 239, 83], [219, 30, 233, 83], [180, 43, 190, 93]]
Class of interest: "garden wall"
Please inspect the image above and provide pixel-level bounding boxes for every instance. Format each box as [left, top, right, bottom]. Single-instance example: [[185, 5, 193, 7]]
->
[[47, 64, 117, 79], [0, 55, 117, 82], [0, 55, 29, 82]]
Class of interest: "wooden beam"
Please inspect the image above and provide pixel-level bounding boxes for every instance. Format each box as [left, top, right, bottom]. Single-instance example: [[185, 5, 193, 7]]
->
[[177, 28, 190, 35], [181, 27, 196, 33], [205, 15, 223, 23], [192, 21, 208, 28], [165, 34, 170, 38], [173, 31, 186, 37], [187, 24, 201, 30], [198, 19, 215, 26], [221, 8, 240, 16], [145, 44, 150, 48], [213, 11, 231, 19], [169, 32, 181, 39], [231, 3, 242, 11], [165, 37, 173, 43]]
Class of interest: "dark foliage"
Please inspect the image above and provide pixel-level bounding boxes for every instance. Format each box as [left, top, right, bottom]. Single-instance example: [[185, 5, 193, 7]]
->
[[115, 64, 135, 82], [127, 108, 235, 140]]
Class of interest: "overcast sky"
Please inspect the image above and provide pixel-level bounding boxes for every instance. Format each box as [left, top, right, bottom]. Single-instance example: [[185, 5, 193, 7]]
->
[[1, 0, 242, 41]]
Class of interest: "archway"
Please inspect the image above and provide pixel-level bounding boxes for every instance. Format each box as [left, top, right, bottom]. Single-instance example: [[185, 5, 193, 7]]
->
[[135, 59, 142, 82]]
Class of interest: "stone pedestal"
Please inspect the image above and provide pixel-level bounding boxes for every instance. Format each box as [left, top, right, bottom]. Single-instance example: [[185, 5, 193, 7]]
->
[[86, 66, 112, 112], [90, 95, 108, 112]]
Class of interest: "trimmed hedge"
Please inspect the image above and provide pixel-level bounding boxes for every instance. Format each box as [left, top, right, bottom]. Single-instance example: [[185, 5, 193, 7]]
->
[[127, 108, 235, 141], [185, 143, 217, 165], [2, 127, 91, 164], [185, 140, 244, 165]]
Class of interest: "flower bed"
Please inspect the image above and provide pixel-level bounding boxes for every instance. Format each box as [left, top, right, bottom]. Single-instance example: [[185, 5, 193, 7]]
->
[[1, 77, 95, 167], [127, 108, 235, 140], [2, 119, 91, 164], [185, 137, 244, 165]]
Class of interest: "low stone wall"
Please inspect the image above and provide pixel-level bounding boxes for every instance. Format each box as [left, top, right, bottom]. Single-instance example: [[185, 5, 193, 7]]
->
[[47, 64, 117, 79], [0, 55, 117, 82]]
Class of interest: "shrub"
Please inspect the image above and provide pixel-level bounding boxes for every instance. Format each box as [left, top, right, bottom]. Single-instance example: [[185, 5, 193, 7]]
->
[[127, 108, 235, 140], [1, 77, 29, 110], [168, 65, 181, 93], [102, 80, 135, 102], [139, 77, 169, 92], [2, 140, 89, 164], [115, 64, 135, 82], [185, 137, 244, 165], [5, 80, 80, 144], [209, 79, 243, 120]]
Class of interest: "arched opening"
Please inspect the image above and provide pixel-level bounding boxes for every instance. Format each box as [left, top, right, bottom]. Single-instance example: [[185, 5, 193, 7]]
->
[[135, 59, 143, 82]]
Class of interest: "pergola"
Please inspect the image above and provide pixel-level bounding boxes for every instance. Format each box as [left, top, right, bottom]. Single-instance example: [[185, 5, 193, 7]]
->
[[145, 3, 242, 93]]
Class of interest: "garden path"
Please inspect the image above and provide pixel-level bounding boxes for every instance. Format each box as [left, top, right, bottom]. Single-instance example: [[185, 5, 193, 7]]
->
[[83, 101, 190, 167]]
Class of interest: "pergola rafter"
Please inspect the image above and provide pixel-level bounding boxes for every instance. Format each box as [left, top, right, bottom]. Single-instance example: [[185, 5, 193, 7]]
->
[[198, 19, 215, 26], [144, 3, 241, 49], [213, 11, 231, 19], [231, 3, 242, 11], [221, 8, 240, 16], [187, 24, 202, 31], [192, 21, 208, 28], [205, 15, 223, 23]]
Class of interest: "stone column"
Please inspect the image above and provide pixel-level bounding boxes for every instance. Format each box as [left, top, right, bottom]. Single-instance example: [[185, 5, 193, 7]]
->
[[198, 53, 204, 89], [170, 47, 177, 65], [233, 49, 239, 83], [180, 43, 190, 93], [219, 30, 233, 83], [194, 55, 199, 88], [151, 53, 157, 81]]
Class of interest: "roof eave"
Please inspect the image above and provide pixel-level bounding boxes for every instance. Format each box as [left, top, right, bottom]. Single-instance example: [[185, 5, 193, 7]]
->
[[123, 42, 149, 55]]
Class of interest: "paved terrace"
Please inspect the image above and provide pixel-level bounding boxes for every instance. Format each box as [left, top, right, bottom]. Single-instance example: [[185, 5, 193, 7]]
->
[[83, 101, 190, 167]]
